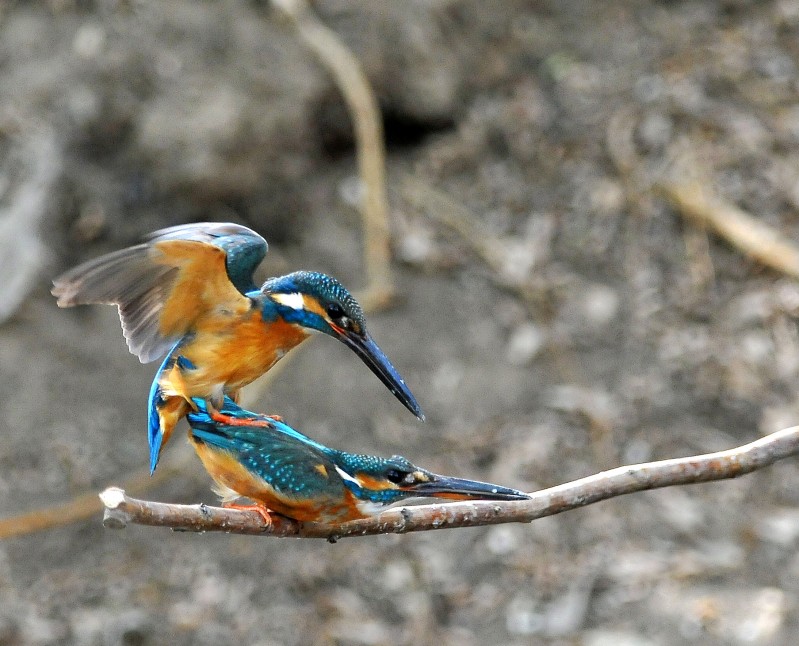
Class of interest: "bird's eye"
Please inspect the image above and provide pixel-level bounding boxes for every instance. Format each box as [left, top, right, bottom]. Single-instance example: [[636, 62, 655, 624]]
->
[[326, 303, 345, 320], [385, 469, 407, 484]]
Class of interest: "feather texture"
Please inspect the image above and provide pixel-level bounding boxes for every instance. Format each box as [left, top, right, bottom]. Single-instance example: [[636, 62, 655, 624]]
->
[[52, 223, 267, 363]]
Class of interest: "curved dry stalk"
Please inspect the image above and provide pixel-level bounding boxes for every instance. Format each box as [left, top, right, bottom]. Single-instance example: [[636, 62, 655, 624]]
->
[[606, 106, 799, 279], [100, 425, 799, 541], [655, 181, 799, 278], [275, 0, 394, 308]]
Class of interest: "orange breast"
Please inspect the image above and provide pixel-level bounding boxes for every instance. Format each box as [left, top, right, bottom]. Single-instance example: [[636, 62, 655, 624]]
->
[[177, 311, 309, 397]]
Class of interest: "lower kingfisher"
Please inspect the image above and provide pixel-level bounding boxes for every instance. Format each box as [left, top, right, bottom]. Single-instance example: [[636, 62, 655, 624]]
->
[[52, 222, 424, 473], [187, 397, 529, 524]]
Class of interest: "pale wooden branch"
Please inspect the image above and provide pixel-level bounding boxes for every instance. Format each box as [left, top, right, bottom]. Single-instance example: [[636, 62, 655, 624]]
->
[[100, 425, 799, 540]]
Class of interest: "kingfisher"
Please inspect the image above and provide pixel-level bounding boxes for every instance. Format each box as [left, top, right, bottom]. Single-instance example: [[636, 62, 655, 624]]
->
[[52, 222, 423, 473], [186, 397, 529, 524]]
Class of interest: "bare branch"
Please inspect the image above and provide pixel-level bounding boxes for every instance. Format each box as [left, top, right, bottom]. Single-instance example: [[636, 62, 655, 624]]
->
[[0, 451, 193, 539], [101, 425, 799, 540]]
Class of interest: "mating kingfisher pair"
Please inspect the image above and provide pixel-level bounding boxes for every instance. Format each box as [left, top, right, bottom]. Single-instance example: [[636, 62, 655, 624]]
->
[[53, 222, 528, 524]]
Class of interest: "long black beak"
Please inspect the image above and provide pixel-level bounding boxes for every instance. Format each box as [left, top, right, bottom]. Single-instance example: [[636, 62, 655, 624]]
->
[[412, 475, 530, 501], [338, 329, 425, 421]]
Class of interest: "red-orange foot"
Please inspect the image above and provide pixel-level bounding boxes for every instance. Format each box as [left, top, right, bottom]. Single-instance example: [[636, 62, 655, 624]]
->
[[223, 502, 273, 527], [266, 414, 283, 422], [207, 403, 272, 428]]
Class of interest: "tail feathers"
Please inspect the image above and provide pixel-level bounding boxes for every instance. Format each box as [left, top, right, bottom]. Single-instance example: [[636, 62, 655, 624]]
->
[[148, 418, 163, 475], [148, 395, 187, 474], [188, 398, 333, 456], [148, 348, 189, 473]]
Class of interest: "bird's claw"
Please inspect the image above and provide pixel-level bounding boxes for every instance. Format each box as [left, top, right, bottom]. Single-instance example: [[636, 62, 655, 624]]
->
[[207, 401, 272, 427], [223, 502, 273, 527]]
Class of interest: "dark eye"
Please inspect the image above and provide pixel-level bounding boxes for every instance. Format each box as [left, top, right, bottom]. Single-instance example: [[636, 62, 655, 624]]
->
[[385, 469, 406, 484], [326, 303, 345, 320]]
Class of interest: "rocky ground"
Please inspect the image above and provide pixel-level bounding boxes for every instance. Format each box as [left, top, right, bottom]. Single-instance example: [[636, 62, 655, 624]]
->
[[3, 1, 799, 644]]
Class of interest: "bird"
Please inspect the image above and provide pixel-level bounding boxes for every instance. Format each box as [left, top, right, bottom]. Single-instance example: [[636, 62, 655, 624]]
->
[[52, 222, 424, 473], [186, 397, 530, 525]]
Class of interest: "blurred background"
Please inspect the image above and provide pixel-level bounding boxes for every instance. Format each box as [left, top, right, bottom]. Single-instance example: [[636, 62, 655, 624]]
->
[[2, 1, 799, 644]]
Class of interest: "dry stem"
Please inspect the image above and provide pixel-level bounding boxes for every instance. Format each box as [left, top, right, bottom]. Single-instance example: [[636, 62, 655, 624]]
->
[[275, 0, 394, 308], [607, 106, 799, 279], [656, 181, 799, 278]]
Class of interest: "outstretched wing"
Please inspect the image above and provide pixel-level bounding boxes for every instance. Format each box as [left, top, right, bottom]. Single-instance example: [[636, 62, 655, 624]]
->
[[52, 222, 267, 363]]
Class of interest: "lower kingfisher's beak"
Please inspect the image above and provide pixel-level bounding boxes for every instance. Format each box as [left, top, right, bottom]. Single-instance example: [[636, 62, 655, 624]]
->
[[411, 475, 530, 501], [338, 329, 425, 421]]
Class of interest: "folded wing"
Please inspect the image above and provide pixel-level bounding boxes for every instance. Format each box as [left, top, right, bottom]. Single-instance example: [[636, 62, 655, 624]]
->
[[188, 418, 340, 502]]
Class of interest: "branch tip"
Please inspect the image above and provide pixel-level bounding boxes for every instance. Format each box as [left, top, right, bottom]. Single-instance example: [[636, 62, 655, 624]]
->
[[99, 487, 126, 510]]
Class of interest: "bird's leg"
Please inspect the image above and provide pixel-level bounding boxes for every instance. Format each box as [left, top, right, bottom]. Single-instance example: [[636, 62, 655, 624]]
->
[[222, 502, 273, 527], [227, 392, 284, 423], [205, 399, 272, 428], [205, 399, 283, 426]]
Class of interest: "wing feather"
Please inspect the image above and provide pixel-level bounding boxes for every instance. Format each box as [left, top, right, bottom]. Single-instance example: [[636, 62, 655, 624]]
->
[[52, 222, 267, 363], [188, 419, 340, 501]]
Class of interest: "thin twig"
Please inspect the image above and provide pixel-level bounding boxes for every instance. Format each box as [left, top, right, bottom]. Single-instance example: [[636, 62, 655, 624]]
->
[[0, 450, 190, 539], [274, 0, 395, 309], [101, 425, 799, 540], [607, 106, 799, 279], [656, 180, 799, 278]]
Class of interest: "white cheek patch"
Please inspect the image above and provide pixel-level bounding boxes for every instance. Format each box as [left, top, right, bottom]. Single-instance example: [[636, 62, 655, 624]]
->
[[272, 292, 306, 310], [334, 465, 361, 487]]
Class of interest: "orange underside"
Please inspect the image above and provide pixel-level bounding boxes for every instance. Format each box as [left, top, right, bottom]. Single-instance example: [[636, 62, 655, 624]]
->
[[190, 440, 368, 523], [154, 311, 309, 455], [156, 311, 308, 407], [176, 313, 309, 396]]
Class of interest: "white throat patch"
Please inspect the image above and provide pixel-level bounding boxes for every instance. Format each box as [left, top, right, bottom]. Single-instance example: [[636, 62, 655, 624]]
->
[[355, 499, 388, 516], [272, 292, 306, 310]]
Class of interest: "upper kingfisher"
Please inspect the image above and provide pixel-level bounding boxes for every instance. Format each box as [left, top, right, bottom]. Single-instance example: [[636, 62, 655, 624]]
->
[[52, 222, 424, 473], [187, 397, 529, 524]]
